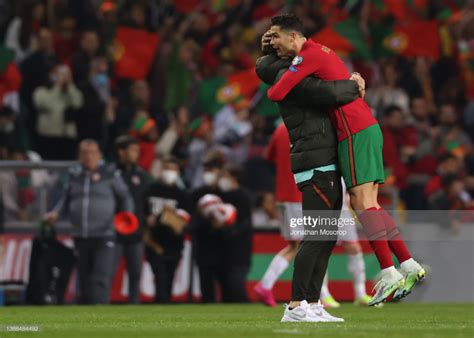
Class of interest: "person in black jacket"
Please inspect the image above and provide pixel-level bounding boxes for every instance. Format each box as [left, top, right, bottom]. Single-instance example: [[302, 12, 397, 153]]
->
[[114, 135, 151, 304], [256, 30, 364, 321], [143, 157, 191, 303], [77, 56, 113, 148], [190, 152, 225, 303], [214, 165, 253, 303]]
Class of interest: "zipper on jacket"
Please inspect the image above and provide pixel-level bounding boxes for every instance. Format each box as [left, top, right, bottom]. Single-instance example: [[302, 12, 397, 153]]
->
[[83, 173, 90, 238]]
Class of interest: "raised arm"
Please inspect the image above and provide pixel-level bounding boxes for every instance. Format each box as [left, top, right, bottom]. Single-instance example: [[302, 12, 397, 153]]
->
[[267, 47, 321, 101]]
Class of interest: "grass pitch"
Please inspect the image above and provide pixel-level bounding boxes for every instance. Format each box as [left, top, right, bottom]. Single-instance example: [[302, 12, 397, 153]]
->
[[0, 303, 473, 337]]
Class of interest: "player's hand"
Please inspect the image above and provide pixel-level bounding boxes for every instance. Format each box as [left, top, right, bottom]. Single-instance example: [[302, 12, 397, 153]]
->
[[350, 72, 366, 99], [261, 30, 274, 55], [43, 211, 59, 224]]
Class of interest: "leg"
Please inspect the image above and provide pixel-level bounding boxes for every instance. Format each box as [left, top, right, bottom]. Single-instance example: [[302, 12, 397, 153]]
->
[[74, 239, 92, 304], [221, 265, 249, 303], [291, 171, 341, 306], [146, 248, 168, 303], [90, 238, 116, 304], [123, 242, 144, 304], [373, 184, 413, 264], [259, 242, 296, 290], [350, 183, 394, 269], [164, 257, 180, 303], [198, 264, 217, 303], [342, 241, 368, 301]]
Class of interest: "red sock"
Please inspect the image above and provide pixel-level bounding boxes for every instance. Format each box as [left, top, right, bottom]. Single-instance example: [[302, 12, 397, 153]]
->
[[378, 208, 412, 263], [358, 207, 394, 269]]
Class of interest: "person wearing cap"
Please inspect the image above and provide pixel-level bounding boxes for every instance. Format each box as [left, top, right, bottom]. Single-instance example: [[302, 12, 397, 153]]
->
[[114, 135, 151, 304], [143, 156, 191, 303], [130, 115, 159, 172], [43, 139, 133, 304]]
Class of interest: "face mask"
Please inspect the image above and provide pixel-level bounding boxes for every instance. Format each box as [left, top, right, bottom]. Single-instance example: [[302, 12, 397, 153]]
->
[[203, 171, 217, 186], [161, 170, 179, 185], [93, 73, 109, 87], [218, 177, 234, 192]]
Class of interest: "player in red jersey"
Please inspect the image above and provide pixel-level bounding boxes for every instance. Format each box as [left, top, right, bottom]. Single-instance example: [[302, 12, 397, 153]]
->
[[265, 14, 425, 305]]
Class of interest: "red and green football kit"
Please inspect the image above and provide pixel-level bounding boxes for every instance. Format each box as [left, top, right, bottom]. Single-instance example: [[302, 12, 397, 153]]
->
[[267, 39, 384, 188]]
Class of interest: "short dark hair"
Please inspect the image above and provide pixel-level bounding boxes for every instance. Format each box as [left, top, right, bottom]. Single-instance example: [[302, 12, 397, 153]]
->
[[115, 135, 138, 150], [383, 105, 403, 118], [271, 14, 305, 36]]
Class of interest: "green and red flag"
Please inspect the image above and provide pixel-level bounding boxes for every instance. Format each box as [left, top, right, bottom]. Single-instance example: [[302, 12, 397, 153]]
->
[[113, 27, 160, 80], [197, 67, 261, 116], [311, 18, 372, 61], [371, 19, 441, 60]]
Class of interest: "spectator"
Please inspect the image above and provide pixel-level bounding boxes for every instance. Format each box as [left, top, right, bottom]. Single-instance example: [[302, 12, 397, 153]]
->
[[366, 61, 410, 116], [114, 135, 151, 304], [380, 105, 412, 189], [186, 116, 221, 189], [0, 106, 27, 151], [5, 0, 45, 62], [19, 28, 58, 140], [155, 105, 190, 161], [0, 53, 21, 114], [71, 30, 100, 84], [143, 156, 191, 303], [190, 153, 224, 303], [252, 191, 280, 228], [77, 56, 114, 147], [33, 64, 83, 159], [211, 166, 252, 302], [43, 139, 133, 304], [52, 11, 80, 63], [424, 153, 463, 199], [435, 103, 472, 157], [129, 115, 159, 172]]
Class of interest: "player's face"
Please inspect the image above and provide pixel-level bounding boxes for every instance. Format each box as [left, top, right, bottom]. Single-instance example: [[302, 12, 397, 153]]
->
[[270, 26, 296, 59]]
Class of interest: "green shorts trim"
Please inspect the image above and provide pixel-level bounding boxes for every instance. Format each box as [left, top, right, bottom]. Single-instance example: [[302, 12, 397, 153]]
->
[[338, 123, 385, 189]]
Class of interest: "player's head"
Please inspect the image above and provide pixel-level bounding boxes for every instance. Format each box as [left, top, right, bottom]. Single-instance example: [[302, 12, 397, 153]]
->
[[270, 14, 306, 59]]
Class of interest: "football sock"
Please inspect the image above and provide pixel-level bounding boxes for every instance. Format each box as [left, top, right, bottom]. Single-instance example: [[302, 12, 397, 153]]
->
[[358, 207, 394, 269], [348, 252, 367, 298], [320, 272, 331, 299], [378, 208, 412, 264], [261, 254, 289, 290]]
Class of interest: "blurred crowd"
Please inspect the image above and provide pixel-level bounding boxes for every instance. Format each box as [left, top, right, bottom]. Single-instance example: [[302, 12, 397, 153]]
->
[[0, 0, 473, 229]]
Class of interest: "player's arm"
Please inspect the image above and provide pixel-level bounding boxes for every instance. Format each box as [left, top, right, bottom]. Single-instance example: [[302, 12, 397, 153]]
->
[[297, 75, 360, 107], [267, 48, 321, 101], [256, 54, 291, 85], [257, 55, 360, 107], [272, 68, 361, 107]]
